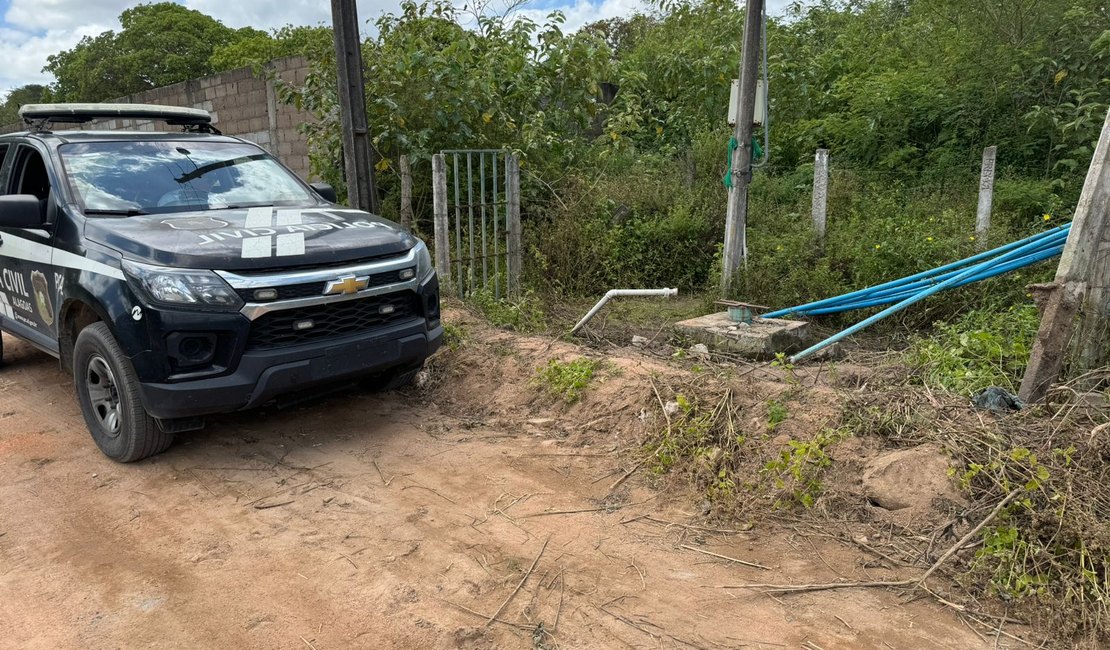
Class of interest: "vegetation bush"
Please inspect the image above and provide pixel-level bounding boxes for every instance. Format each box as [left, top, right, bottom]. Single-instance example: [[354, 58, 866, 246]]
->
[[535, 358, 602, 403], [467, 289, 547, 332], [907, 304, 1042, 395]]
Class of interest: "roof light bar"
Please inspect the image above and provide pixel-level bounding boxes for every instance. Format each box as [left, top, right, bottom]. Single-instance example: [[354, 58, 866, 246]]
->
[[19, 103, 213, 126]]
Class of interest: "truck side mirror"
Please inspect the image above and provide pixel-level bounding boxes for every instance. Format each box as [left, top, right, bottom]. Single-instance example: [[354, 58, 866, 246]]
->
[[0, 195, 45, 228], [310, 182, 338, 204]]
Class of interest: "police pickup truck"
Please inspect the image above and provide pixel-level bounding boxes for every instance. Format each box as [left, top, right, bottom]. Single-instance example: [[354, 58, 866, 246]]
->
[[0, 104, 442, 462]]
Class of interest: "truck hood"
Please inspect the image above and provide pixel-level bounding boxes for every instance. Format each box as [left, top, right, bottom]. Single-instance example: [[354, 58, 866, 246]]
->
[[82, 206, 417, 271]]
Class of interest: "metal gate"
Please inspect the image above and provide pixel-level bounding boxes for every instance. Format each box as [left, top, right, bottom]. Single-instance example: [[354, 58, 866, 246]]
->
[[431, 150, 521, 299]]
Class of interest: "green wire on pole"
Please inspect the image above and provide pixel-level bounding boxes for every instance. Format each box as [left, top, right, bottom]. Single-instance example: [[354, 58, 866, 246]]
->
[[722, 136, 764, 189]]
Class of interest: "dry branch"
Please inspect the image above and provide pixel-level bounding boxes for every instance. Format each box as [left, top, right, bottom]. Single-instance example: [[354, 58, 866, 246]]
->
[[486, 536, 550, 627], [609, 458, 647, 492], [711, 489, 1020, 594], [679, 544, 768, 571]]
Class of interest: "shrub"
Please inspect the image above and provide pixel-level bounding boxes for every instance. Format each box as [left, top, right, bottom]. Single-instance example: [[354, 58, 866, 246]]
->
[[535, 358, 602, 403], [469, 289, 547, 332], [906, 304, 1041, 395]]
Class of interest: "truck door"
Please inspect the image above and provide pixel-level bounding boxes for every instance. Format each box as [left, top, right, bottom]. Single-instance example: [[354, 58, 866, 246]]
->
[[0, 142, 60, 352]]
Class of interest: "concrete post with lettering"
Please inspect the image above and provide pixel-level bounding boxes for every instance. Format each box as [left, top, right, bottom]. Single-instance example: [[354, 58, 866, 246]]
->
[[812, 149, 829, 247], [976, 146, 997, 248]]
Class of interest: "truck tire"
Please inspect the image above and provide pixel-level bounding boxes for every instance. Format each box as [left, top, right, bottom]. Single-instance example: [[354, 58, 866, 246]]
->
[[0, 333, 4, 367], [74, 322, 172, 462]]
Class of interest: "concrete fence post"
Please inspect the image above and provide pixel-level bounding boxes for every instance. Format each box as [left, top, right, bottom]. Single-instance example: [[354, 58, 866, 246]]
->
[[506, 155, 522, 299], [432, 153, 451, 294], [399, 154, 413, 233], [976, 146, 997, 248], [811, 149, 829, 246]]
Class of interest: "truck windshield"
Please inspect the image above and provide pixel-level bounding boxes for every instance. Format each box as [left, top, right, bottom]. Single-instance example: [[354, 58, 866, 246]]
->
[[59, 141, 317, 215]]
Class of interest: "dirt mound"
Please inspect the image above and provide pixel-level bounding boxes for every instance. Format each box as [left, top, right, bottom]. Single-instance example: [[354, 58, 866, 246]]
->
[[862, 444, 966, 522]]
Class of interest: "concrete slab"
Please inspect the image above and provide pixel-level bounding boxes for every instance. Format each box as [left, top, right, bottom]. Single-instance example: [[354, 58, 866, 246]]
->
[[674, 312, 810, 359]]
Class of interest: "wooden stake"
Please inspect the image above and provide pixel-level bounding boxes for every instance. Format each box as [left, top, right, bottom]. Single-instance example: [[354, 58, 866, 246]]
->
[[1020, 109, 1110, 401], [720, 0, 765, 296], [330, 0, 379, 214], [506, 154, 522, 299]]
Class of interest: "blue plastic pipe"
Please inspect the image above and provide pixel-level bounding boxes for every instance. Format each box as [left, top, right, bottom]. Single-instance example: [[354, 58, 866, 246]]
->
[[791, 239, 1067, 315], [798, 245, 1063, 315], [763, 225, 1070, 319], [766, 226, 1067, 318], [846, 237, 1065, 304], [787, 230, 1068, 363]]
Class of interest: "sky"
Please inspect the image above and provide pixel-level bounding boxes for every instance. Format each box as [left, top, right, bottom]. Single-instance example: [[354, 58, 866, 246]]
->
[[0, 0, 794, 94]]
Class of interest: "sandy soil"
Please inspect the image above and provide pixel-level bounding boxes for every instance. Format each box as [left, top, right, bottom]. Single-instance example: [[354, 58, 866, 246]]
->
[[0, 326, 1007, 649]]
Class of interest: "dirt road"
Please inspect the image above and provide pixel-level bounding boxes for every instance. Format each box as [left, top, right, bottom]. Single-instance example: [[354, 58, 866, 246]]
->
[[0, 328, 1001, 649]]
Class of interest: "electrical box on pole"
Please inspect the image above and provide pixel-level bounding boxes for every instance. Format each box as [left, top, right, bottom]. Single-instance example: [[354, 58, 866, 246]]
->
[[728, 79, 765, 126]]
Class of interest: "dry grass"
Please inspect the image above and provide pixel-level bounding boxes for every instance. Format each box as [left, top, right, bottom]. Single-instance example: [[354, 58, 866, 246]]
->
[[839, 373, 1110, 642]]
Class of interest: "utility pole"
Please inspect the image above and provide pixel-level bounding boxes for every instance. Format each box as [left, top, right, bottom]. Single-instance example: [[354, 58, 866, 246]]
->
[[1019, 109, 1110, 403], [720, 0, 765, 297], [331, 0, 380, 214]]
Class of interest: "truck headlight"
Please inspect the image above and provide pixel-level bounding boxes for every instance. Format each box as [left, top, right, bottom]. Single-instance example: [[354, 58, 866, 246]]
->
[[122, 260, 244, 311], [414, 240, 434, 281]]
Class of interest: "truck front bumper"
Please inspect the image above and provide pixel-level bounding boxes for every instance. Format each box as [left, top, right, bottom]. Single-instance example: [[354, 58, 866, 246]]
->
[[137, 319, 442, 420]]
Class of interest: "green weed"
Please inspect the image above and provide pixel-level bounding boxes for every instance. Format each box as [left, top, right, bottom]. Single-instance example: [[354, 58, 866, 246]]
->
[[442, 322, 467, 351], [644, 384, 844, 511], [907, 304, 1040, 395], [647, 392, 726, 475], [761, 428, 849, 509], [771, 353, 800, 386], [469, 288, 547, 332], [766, 399, 788, 431], [535, 358, 601, 404]]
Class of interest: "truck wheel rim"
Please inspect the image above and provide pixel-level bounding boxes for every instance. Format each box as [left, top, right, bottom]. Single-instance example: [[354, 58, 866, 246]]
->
[[86, 355, 122, 436]]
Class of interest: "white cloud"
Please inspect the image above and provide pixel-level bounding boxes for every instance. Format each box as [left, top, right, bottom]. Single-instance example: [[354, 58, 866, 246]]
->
[[0, 24, 112, 93], [515, 0, 646, 33], [183, 0, 399, 32], [5, 0, 133, 31]]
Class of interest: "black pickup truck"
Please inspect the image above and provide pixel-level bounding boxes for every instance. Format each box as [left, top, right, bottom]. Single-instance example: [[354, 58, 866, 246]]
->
[[0, 104, 442, 461]]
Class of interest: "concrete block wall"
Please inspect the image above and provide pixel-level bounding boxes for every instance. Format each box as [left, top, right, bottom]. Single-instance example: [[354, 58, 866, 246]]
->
[[2, 56, 317, 181]]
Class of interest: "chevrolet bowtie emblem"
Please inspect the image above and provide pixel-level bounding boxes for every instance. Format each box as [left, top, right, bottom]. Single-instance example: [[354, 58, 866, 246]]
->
[[324, 275, 369, 296]]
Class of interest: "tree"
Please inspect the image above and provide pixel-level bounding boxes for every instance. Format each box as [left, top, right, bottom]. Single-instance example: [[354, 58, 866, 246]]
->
[[209, 25, 332, 73], [580, 15, 656, 56], [0, 84, 47, 126], [44, 3, 250, 101], [284, 0, 612, 192]]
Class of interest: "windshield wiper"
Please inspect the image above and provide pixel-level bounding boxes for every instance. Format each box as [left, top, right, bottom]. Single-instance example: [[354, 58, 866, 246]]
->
[[84, 209, 150, 216], [213, 200, 311, 210]]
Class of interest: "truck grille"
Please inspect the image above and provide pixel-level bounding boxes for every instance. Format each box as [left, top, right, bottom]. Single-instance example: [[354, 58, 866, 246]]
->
[[246, 293, 420, 350], [234, 268, 417, 302]]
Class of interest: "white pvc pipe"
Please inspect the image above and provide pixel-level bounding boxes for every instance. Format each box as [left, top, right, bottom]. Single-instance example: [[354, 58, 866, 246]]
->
[[570, 288, 679, 335]]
